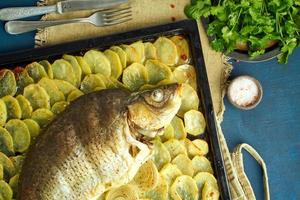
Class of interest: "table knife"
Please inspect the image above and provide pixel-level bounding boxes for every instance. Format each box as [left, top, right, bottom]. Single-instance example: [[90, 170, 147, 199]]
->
[[0, 0, 128, 21]]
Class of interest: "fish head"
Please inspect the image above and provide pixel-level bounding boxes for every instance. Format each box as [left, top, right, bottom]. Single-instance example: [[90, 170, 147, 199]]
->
[[127, 83, 182, 138]]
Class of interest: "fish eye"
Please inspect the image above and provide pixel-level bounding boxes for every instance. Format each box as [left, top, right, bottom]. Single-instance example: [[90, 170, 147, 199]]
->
[[151, 89, 164, 102]]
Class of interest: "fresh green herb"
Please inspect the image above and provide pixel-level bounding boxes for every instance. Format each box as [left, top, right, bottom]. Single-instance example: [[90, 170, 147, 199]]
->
[[185, 0, 300, 63]]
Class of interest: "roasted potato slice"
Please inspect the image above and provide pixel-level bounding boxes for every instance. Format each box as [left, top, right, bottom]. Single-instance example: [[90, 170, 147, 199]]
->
[[159, 163, 182, 186], [192, 139, 209, 156], [0, 152, 15, 181], [192, 156, 213, 175], [76, 56, 92, 76], [9, 174, 19, 198], [0, 127, 14, 156], [16, 95, 33, 119], [154, 37, 178, 66], [121, 44, 141, 65], [53, 80, 77, 97], [23, 84, 50, 110], [171, 154, 194, 177], [51, 101, 69, 115], [182, 138, 208, 158], [122, 63, 149, 91], [160, 124, 174, 142], [0, 69, 17, 97], [170, 36, 191, 64], [14, 68, 34, 94], [0, 180, 13, 200], [144, 42, 157, 60], [63, 55, 83, 87], [38, 78, 65, 106], [151, 139, 171, 170], [80, 74, 106, 94], [131, 41, 145, 63], [184, 110, 206, 136], [31, 108, 54, 128], [194, 172, 218, 193], [0, 99, 7, 126], [202, 181, 220, 200], [9, 156, 24, 174], [110, 46, 127, 69], [84, 50, 111, 77], [141, 175, 168, 200], [67, 89, 84, 102], [170, 175, 199, 200], [170, 116, 187, 140], [39, 60, 53, 79], [0, 165, 3, 180], [105, 185, 139, 200], [25, 62, 48, 83], [144, 60, 173, 85], [177, 83, 199, 117], [52, 59, 76, 86], [173, 64, 197, 90], [104, 49, 123, 79], [5, 119, 31, 153], [23, 119, 40, 139], [163, 139, 187, 159], [2, 96, 22, 120]]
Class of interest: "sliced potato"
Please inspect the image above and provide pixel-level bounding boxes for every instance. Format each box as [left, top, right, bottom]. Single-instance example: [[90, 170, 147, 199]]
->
[[202, 181, 220, 200], [25, 62, 48, 82], [144, 42, 157, 60], [104, 49, 123, 79], [14, 68, 34, 94], [95, 74, 114, 88], [0, 165, 3, 180], [194, 172, 218, 193], [170, 36, 191, 64], [0, 180, 13, 200], [171, 154, 194, 177], [122, 63, 149, 91], [38, 78, 65, 106], [53, 79, 77, 97], [159, 163, 182, 186], [170, 116, 187, 140], [0, 152, 15, 181], [76, 56, 92, 76], [109, 78, 128, 90], [182, 138, 208, 158], [0, 127, 14, 156], [142, 175, 168, 200], [2, 96, 22, 120], [5, 119, 31, 153], [151, 139, 171, 170], [23, 119, 40, 139], [170, 175, 199, 200], [184, 110, 206, 136], [9, 174, 19, 197], [160, 124, 174, 142], [0, 99, 7, 126], [23, 84, 50, 110], [67, 89, 84, 102], [192, 156, 213, 175], [173, 64, 197, 90], [163, 139, 187, 159], [31, 108, 54, 128], [80, 74, 106, 94], [16, 95, 32, 119], [52, 59, 76, 86], [144, 60, 173, 85], [192, 139, 209, 156], [9, 156, 24, 174], [121, 45, 141, 65], [177, 83, 199, 117], [39, 60, 54, 79], [131, 41, 145, 63], [154, 37, 178, 66], [105, 185, 139, 200], [84, 50, 111, 76], [63, 54, 82, 87], [0, 69, 17, 97], [51, 101, 69, 115], [110, 46, 127, 69]]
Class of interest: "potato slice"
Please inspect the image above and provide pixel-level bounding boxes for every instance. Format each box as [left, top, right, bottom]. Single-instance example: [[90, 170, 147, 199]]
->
[[110, 46, 127, 69], [177, 83, 199, 117], [192, 139, 209, 156], [173, 64, 197, 90], [5, 119, 31, 153], [202, 181, 220, 200], [151, 139, 171, 170], [192, 156, 213, 175], [0, 180, 13, 200], [0, 152, 15, 181], [141, 175, 168, 200], [84, 50, 111, 76], [159, 163, 182, 186], [110, 78, 128, 90], [170, 116, 187, 140], [0, 99, 7, 126], [131, 41, 145, 63], [182, 138, 208, 158], [2, 96, 22, 120], [0, 127, 14, 156], [39, 60, 53, 79], [23, 84, 50, 110], [51, 101, 69, 115], [131, 160, 159, 192], [170, 175, 199, 200], [9, 174, 19, 198], [144, 42, 157, 60], [23, 119, 40, 139], [16, 95, 33, 119], [76, 56, 92, 76], [184, 110, 206, 136], [67, 89, 84, 102], [171, 154, 194, 177], [160, 124, 174, 142], [121, 45, 141, 65], [9, 156, 24, 174], [104, 49, 123, 79], [31, 108, 54, 128], [170, 36, 191, 64], [144, 60, 173, 85], [53, 80, 77, 97], [105, 185, 139, 200], [0, 69, 17, 97], [14, 68, 34, 94], [63, 55, 82, 87], [38, 78, 65, 106], [163, 139, 187, 159], [0, 165, 3, 180], [122, 63, 149, 91], [52, 59, 76, 86], [25, 62, 49, 83], [154, 37, 178, 66], [80, 74, 106, 94], [194, 172, 218, 193]]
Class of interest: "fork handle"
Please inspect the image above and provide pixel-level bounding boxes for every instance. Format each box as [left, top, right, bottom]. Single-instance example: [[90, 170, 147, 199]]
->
[[5, 18, 88, 35]]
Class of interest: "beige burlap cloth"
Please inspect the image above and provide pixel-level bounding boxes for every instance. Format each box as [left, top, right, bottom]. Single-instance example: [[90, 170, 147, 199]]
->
[[35, 0, 269, 199]]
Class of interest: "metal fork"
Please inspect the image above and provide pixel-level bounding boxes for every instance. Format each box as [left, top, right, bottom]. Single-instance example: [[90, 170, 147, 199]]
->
[[5, 6, 132, 35]]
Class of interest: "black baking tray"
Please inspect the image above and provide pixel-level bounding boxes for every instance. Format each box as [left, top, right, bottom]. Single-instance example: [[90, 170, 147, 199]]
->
[[0, 19, 231, 199]]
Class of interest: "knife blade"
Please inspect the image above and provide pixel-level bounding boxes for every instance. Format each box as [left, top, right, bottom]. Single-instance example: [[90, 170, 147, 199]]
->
[[0, 0, 129, 21]]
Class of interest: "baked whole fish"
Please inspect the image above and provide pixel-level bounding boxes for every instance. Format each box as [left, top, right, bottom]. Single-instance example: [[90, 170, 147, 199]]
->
[[18, 83, 182, 200]]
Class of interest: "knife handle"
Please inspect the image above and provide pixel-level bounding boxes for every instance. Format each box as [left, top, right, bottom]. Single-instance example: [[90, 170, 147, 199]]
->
[[0, 5, 57, 21]]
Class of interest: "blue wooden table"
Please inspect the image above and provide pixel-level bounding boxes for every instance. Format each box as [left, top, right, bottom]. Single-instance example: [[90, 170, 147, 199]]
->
[[1, 1, 300, 200]]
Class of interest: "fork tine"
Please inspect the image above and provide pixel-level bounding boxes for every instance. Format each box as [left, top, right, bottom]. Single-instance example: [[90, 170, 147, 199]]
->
[[104, 17, 132, 26], [104, 9, 132, 19], [104, 13, 132, 23], [103, 7, 131, 16]]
